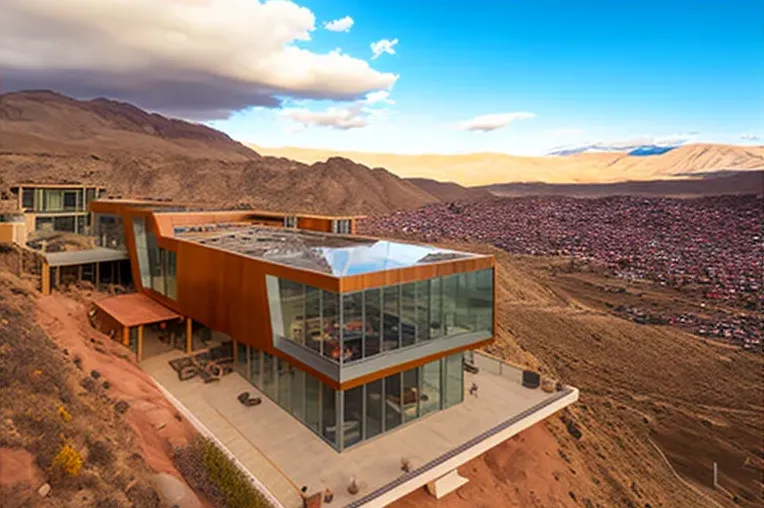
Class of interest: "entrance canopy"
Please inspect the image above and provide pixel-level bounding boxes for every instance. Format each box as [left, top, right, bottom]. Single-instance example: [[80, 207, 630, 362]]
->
[[95, 293, 181, 328], [45, 247, 128, 267]]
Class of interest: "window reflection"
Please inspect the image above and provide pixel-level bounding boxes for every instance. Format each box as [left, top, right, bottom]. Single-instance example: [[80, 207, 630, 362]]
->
[[267, 269, 493, 366]]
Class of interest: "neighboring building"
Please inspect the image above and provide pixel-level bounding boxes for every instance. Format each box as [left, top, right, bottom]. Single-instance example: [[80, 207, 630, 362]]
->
[[0, 200, 27, 245], [9, 183, 105, 235], [87, 198, 578, 507]]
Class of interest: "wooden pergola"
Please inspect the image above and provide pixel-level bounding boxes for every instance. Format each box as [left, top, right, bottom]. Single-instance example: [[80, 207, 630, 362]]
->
[[93, 293, 191, 361]]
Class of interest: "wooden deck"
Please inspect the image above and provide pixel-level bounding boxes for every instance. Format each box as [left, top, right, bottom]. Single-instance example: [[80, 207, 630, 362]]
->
[[142, 351, 578, 508]]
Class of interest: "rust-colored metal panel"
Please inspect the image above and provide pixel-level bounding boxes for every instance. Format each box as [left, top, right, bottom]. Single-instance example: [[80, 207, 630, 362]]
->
[[339, 255, 494, 292], [339, 338, 494, 390], [174, 238, 341, 353]]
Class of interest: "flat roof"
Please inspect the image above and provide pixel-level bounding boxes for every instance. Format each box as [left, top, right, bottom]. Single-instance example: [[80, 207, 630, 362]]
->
[[44, 247, 129, 267], [94, 293, 181, 327], [11, 183, 103, 189], [143, 351, 578, 508], [178, 226, 478, 276]]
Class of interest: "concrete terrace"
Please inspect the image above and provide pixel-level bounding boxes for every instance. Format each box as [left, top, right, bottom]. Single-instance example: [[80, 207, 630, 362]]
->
[[142, 351, 579, 508]]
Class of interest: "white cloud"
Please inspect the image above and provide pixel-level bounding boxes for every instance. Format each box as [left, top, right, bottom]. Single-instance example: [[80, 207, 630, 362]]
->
[[741, 133, 761, 141], [281, 90, 395, 130], [456, 112, 536, 132], [361, 90, 394, 105], [281, 104, 369, 130], [371, 38, 399, 59], [0, 0, 397, 119], [323, 15, 354, 32]]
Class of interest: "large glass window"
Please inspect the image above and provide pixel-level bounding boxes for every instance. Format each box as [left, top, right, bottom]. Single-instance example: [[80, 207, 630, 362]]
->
[[343, 386, 363, 447], [383, 285, 400, 351], [444, 352, 464, 409], [402, 368, 420, 422], [249, 348, 261, 388], [279, 279, 305, 345], [21, 189, 34, 209], [261, 352, 276, 399], [322, 290, 341, 361], [148, 233, 164, 294], [474, 269, 494, 334], [235, 342, 248, 379], [420, 360, 442, 416], [430, 278, 444, 340], [416, 280, 430, 342], [305, 375, 320, 432], [166, 250, 177, 300], [384, 373, 402, 432], [131, 217, 151, 288], [342, 291, 363, 361], [363, 288, 382, 358], [401, 283, 416, 347], [365, 379, 383, 440], [291, 368, 306, 421], [321, 384, 338, 446], [277, 357, 291, 413], [301, 286, 320, 354]]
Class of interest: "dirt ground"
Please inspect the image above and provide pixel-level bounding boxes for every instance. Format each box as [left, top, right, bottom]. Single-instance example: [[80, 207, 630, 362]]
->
[[0, 271, 210, 507], [394, 245, 763, 508], [34, 290, 197, 476]]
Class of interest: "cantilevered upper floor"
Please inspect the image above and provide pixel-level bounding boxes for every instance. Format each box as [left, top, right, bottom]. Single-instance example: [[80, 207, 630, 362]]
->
[[88, 199, 495, 391]]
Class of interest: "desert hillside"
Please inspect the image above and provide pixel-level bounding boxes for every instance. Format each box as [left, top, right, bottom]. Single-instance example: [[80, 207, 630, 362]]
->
[[0, 91, 439, 215], [250, 143, 764, 187], [406, 178, 493, 202]]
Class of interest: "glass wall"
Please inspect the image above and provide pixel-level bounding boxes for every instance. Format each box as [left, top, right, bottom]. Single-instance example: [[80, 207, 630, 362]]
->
[[132, 217, 151, 288], [234, 338, 465, 451], [145, 231, 178, 300], [95, 213, 125, 249], [267, 269, 493, 366], [22, 187, 99, 213]]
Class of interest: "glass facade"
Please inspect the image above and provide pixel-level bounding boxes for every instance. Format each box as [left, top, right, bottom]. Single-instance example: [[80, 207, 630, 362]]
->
[[267, 269, 493, 365], [94, 213, 125, 249], [134, 219, 177, 299], [236, 340, 465, 451], [19, 187, 99, 213]]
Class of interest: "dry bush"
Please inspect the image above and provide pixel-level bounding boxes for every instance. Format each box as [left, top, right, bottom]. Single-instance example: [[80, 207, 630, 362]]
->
[[174, 436, 273, 508], [86, 439, 115, 467]]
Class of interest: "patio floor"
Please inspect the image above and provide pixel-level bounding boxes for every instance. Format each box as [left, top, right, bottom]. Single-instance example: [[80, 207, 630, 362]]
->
[[142, 351, 578, 508]]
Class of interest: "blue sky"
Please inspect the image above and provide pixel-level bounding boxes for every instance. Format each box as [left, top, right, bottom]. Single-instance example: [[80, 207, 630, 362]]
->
[[208, 0, 764, 155], [4, 0, 760, 155]]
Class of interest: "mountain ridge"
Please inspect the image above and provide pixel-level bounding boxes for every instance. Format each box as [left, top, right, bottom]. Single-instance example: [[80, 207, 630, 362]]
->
[[250, 143, 764, 187], [0, 90, 440, 215]]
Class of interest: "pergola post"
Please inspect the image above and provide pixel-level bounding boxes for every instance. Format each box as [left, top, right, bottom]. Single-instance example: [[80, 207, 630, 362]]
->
[[41, 261, 51, 295], [137, 325, 144, 362], [186, 318, 193, 354]]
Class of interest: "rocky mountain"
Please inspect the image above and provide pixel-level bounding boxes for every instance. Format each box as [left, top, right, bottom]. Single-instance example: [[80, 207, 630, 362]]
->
[[0, 90, 439, 215], [406, 177, 494, 202], [251, 143, 764, 187]]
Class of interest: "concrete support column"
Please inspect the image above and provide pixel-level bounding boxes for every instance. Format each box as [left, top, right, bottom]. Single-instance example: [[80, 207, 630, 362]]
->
[[426, 469, 469, 499], [95, 262, 100, 290], [123, 326, 129, 346], [55, 266, 61, 289]]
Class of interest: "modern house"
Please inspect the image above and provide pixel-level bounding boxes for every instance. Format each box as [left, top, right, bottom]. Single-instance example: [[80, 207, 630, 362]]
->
[[9, 183, 105, 235], [86, 198, 578, 507]]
